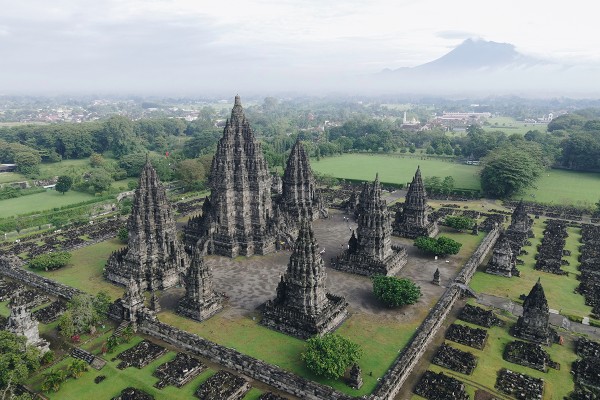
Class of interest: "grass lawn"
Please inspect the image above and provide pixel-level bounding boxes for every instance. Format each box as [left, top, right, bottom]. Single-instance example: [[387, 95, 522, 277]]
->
[[38, 159, 90, 179], [0, 190, 95, 218], [159, 310, 419, 396], [34, 238, 125, 300], [0, 300, 8, 317], [312, 154, 481, 190], [27, 336, 223, 400], [0, 171, 27, 183], [519, 168, 600, 206], [484, 116, 547, 136], [470, 220, 592, 319]]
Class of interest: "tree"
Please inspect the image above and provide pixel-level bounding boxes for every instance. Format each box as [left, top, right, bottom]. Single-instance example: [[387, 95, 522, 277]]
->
[[441, 176, 455, 195], [117, 227, 128, 243], [302, 334, 362, 379], [86, 169, 113, 193], [28, 252, 71, 271], [0, 331, 41, 398], [93, 291, 112, 318], [89, 153, 104, 168], [175, 159, 206, 192], [414, 236, 462, 256], [372, 276, 422, 307], [423, 176, 442, 194], [41, 369, 65, 393], [55, 176, 73, 195], [58, 294, 102, 337], [67, 359, 88, 379], [444, 215, 475, 231], [480, 143, 545, 198]]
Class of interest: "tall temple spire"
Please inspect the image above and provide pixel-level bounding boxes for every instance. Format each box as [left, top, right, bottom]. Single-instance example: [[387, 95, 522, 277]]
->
[[261, 220, 348, 339], [333, 175, 407, 276], [512, 279, 557, 345], [393, 166, 438, 239], [105, 161, 187, 290], [184, 95, 275, 257], [280, 139, 324, 221]]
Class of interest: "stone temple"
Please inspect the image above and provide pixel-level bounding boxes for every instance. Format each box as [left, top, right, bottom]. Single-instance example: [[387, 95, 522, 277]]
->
[[184, 95, 276, 257], [485, 235, 518, 277], [261, 221, 348, 339], [333, 174, 407, 276], [105, 159, 188, 291], [177, 246, 223, 322], [393, 166, 438, 239], [512, 278, 557, 345], [5, 291, 49, 353], [278, 139, 325, 222]]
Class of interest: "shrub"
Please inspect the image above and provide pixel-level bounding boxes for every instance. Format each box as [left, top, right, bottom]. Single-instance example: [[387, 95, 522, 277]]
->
[[372, 276, 422, 307], [445, 215, 475, 231], [28, 252, 71, 271], [302, 334, 362, 379], [414, 236, 462, 256]]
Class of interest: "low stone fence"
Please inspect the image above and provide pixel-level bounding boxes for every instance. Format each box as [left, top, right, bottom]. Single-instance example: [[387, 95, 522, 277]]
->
[[0, 256, 82, 300], [138, 317, 356, 400], [370, 227, 499, 400]]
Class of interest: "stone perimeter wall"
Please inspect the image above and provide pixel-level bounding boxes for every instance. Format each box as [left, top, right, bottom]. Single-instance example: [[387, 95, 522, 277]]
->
[[137, 318, 357, 400], [370, 227, 500, 400], [0, 258, 82, 300]]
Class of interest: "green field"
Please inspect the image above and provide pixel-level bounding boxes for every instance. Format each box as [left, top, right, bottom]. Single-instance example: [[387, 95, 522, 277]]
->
[[471, 220, 592, 319], [520, 168, 600, 206], [38, 159, 91, 179], [0, 171, 27, 184], [0, 190, 96, 218], [484, 116, 547, 136], [34, 238, 125, 300], [312, 154, 481, 190]]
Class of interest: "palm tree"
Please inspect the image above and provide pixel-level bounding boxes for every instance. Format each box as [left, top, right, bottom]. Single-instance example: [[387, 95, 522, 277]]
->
[[41, 369, 65, 392], [67, 359, 88, 379]]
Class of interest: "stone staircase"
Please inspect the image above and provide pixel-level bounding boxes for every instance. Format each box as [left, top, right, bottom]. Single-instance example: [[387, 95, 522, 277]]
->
[[114, 321, 130, 337]]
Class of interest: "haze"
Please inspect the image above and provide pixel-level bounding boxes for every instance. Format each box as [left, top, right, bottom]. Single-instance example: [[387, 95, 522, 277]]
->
[[1, 0, 599, 96]]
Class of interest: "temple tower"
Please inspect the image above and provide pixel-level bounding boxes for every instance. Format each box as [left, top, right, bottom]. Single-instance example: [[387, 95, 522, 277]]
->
[[393, 166, 438, 238], [280, 139, 324, 221], [261, 221, 348, 339], [512, 279, 556, 345], [333, 174, 407, 276], [485, 236, 518, 277], [509, 200, 532, 233], [177, 247, 223, 322], [105, 160, 187, 290], [184, 96, 275, 257], [5, 291, 49, 353]]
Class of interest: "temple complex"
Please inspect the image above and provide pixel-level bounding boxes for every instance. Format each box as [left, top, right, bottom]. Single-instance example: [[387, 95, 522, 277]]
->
[[278, 139, 325, 222], [5, 291, 49, 353], [485, 236, 518, 277], [512, 279, 557, 345], [184, 96, 276, 257], [105, 160, 187, 290], [332, 175, 407, 276], [261, 221, 348, 339], [393, 166, 438, 239], [508, 200, 533, 234], [177, 247, 223, 322]]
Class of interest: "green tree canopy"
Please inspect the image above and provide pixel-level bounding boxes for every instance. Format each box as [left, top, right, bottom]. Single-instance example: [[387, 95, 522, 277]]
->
[[480, 142, 545, 198], [175, 159, 206, 192], [372, 276, 422, 307], [0, 331, 41, 397], [28, 251, 71, 271], [302, 334, 362, 379], [444, 215, 475, 231], [414, 236, 462, 256], [55, 175, 73, 195]]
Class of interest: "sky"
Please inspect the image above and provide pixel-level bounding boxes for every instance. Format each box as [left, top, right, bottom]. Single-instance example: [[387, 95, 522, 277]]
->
[[1, 0, 599, 96]]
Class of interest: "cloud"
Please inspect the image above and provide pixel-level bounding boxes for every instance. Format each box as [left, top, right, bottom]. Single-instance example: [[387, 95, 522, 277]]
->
[[436, 30, 480, 40]]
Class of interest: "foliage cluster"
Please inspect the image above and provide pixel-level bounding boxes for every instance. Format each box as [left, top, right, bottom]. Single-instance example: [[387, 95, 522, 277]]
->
[[28, 251, 72, 271], [414, 236, 462, 256], [444, 215, 475, 231], [55, 175, 73, 194], [0, 331, 41, 397], [372, 276, 422, 307], [41, 359, 89, 393], [0, 139, 41, 177], [302, 334, 362, 379], [57, 292, 111, 337], [0, 186, 45, 200]]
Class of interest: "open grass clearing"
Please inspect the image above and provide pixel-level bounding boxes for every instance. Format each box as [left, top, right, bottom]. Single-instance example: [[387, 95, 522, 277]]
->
[[470, 220, 592, 319], [519, 168, 600, 206], [0, 190, 96, 218], [484, 116, 548, 136], [33, 238, 125, 300], [38, 159, 91, 178], [0, 171, 27, 184], [312, 154, 481, 190]]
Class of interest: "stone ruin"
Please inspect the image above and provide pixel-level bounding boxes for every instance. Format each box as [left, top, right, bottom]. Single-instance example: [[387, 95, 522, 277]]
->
[[576, 338, 600, 359], [32, 300, 66, 324], [153, 352, 206, 389], [432, 268, 441, 285], [485, 235, 519, 277], [346, 363, 363, 390], [512, 278, 558, 346], [5, 290, 49, 353], [413, 370, 469, 400], [495, 368, 544, 400], [573, 338, 600, 393], [195, 370, 251, 400], [117, 339, 168, 369], [258, 393, 289, 400], [261, 221, 348, 339], [457, 304, 503, 328], [432, 343, 478, 375], [445, 323, 488, 350], [105, 159, 188, 290], [184, 96, 277, 257], [112, 387, 154, 400], [177, 246, 223, 322], [534, 219, 568, 275], [577, 224, 600, 317], [332, 175, 407, 276], [503, 340, 559, 372], [393, 166, 438, 239], [278, 139, 326, 222]]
